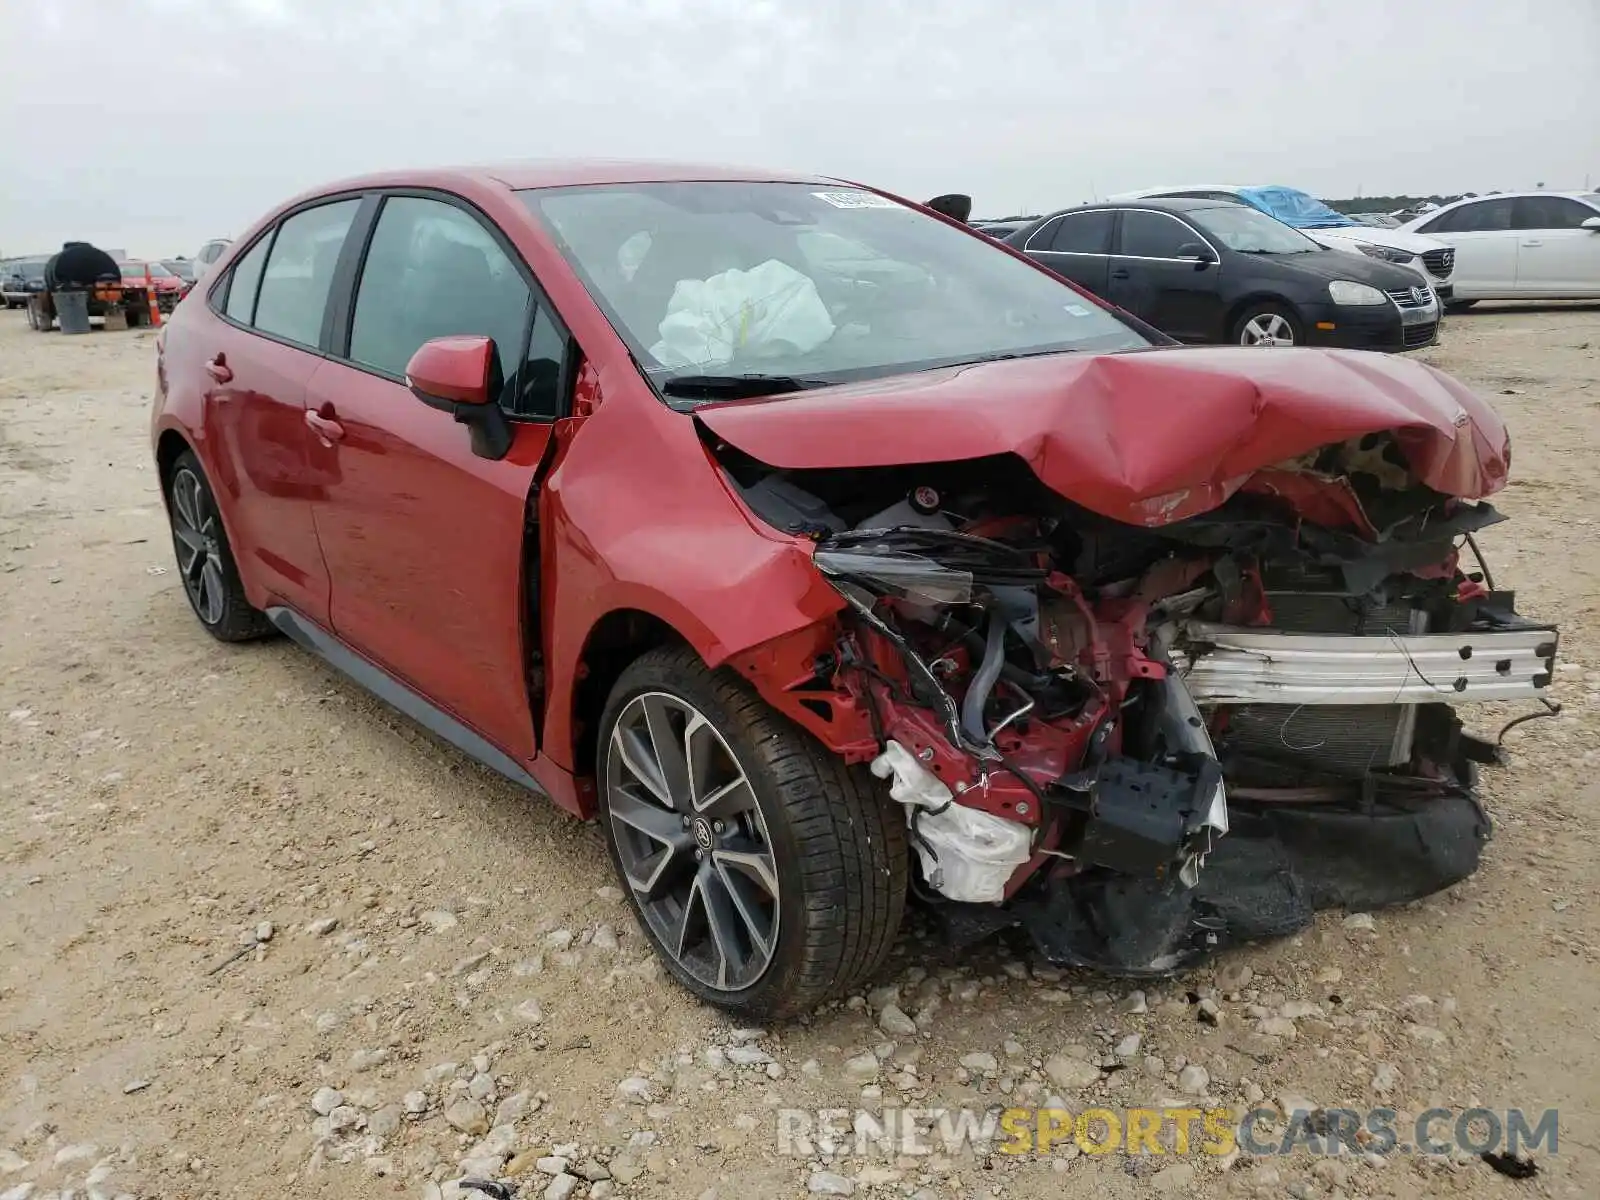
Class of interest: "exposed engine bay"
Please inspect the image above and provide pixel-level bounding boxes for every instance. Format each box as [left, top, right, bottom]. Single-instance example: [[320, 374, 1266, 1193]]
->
[[710, 432, 1559, 973]]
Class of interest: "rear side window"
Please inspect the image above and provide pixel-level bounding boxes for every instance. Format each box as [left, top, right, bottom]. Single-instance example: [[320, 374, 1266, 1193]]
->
[[1050, 210, 1115, 254], [348, 196, 531, 388], [1118, 211, 1196, 258], [223, 237, 270, 324], [253, 200, 361, 348]]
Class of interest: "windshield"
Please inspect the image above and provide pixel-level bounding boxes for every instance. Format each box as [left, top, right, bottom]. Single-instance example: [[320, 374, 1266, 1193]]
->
[[520, 182, 1149, 400], [9, 259, 47, 281], [1235, 186, 1358, 230], [1189, 205, 1322, 254], [121, 261, 175, 278]]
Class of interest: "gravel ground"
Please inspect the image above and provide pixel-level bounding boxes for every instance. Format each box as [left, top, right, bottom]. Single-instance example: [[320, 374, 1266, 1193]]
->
[[1, 304, 1598, 1200]]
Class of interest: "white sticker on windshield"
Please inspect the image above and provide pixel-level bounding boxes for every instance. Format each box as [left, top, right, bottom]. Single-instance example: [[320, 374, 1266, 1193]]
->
[[1064, 304, 1092, 317], [812, 190, 902, 210]]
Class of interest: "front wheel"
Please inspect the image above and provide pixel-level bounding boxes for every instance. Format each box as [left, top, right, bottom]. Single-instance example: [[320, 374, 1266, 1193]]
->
[[598, 646, 908, 1018], [1443, 299, 1478, 314], [1232, 303, 1302, 347]]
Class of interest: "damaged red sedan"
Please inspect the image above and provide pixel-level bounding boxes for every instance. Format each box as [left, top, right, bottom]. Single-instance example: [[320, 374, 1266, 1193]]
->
[[150, 162, 1557, 1017]]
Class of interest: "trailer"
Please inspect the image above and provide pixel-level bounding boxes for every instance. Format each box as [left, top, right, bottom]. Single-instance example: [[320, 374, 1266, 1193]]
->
[[25, 283, 160, 332]]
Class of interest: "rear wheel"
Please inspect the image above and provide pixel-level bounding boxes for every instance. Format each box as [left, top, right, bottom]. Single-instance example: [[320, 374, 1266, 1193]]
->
[[1233, 302, 1302, 347], [598, 646, 907, 1018], [166, 451, 273, 642]]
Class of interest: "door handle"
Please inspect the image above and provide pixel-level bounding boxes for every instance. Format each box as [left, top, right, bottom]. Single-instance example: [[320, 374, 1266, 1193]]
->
[[1110, 268, 1131, 280], [205, 355, 233, 383], [1520, 240, 1543, 247], [304, 409, 345, 443]]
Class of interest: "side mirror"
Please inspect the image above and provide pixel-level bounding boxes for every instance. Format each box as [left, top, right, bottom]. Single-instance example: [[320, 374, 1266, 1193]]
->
[[1582, 216, 1600, 231], [1177, 242, 1218, 267], [405, 335, 513, 460]]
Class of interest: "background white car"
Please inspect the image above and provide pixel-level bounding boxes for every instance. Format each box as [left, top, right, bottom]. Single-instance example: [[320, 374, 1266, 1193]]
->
[[1114, 184, 1457, 301], [1398, 192, 1600, 307], [193, 238, 232, 282]]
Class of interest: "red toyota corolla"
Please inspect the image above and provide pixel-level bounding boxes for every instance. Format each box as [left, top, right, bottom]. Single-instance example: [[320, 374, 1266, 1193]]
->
[[152, 161, 1556, 1017]]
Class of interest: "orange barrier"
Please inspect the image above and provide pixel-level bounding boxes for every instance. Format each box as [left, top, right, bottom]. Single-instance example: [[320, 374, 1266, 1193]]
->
[[144, 265, 163, 328]]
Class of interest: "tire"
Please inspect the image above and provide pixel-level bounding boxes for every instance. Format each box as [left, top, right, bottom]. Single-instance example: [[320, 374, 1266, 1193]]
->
[[598, 646, 908, 1018], [1232, 302, 1302, 347], [165, 451, 274, 642], [1443, 299, 1477, 314]]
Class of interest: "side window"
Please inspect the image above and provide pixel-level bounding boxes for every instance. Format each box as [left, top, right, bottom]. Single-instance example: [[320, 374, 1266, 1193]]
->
[[508, 305, 570, 420], [222, 236, 271, 324], [1424, 200, 1513, 234], [1023, 216, 1065, 251], [1050, 210, 1115, 254], [253, 199, 361, 348], [1118, 211, 1196, 258], [1513, 196, 1594, 231], [348, 196, 531, 391]]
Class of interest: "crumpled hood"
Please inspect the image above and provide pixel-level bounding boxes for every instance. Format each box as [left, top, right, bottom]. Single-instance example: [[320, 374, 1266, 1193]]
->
[[694, 346, 1510, 527]]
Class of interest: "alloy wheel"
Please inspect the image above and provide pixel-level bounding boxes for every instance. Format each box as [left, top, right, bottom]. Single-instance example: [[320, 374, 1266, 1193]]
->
[[169, 467, 227, 626], [604, 691, 780, 992], [1240, 313, 1295, 346]]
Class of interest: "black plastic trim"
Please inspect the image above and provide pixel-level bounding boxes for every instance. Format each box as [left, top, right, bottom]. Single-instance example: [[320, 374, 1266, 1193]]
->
[[265, 606, 546, 795]]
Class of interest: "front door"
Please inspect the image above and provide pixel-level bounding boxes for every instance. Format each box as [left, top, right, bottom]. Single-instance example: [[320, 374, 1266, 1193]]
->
[[1106, 209, 1224, 341], [305, 192, 572, 761], [1421, 199, 1517, 296]]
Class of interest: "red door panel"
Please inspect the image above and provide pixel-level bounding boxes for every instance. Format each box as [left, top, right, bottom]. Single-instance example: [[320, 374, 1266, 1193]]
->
[[304, 359, 550, 760], [201, 324, 330, 624]]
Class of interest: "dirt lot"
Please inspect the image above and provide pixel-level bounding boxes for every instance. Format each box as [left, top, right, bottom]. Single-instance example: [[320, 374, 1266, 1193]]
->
[[1, 305, 1598, 1200]]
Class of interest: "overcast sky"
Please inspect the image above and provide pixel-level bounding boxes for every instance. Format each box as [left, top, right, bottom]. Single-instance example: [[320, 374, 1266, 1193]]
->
[[3, 0, 1597, 257]]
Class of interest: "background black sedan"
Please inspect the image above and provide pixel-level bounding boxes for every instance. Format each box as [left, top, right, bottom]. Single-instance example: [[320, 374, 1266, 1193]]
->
[[1004, 198, 1439, 351]]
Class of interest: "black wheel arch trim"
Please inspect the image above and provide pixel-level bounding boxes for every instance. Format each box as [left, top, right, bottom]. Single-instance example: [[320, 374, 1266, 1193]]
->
[[264, 605, 546, 796]]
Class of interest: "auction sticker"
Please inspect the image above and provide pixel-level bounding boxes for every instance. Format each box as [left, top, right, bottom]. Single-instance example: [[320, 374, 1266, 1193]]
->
[[813, 190, 902, 209]]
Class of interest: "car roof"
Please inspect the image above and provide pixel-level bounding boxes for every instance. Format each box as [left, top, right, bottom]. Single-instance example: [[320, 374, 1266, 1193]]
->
[[300, 158, 836, 197], [1055, 197, 1228, 215], [1431, 190, 1596, 206], [1112, 184, 1244, 198]]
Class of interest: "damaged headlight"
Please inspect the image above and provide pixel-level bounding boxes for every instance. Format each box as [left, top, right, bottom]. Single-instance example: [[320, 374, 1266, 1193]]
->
[[812, 545, 974, 607]]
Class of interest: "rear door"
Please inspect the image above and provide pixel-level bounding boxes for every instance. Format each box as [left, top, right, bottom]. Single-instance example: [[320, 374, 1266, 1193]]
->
[[1022, 209, 1114, 296], [1107, 209, 1224, 341], [304, 191, 571, 761], [200, 198, 361, 626], [1510, 196, 1600, 297], [1416, 199, 1516, 295]]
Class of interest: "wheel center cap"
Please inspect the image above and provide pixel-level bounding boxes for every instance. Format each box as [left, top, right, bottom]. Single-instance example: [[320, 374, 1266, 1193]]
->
[[692, 818, 715, 851]]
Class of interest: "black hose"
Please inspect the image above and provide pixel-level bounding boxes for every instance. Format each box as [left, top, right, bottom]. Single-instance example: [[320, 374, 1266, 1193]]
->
[[936, 613, 1054, 690], [1465, 533, 1497, 591], [961, 607, 1007, 743]]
